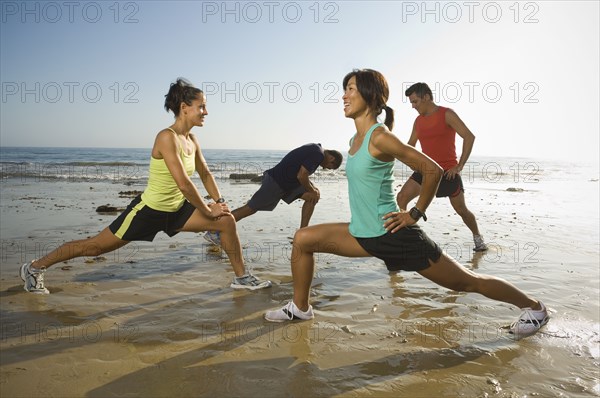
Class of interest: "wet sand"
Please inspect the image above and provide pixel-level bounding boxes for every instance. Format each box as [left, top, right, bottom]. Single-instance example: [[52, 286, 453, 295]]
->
[[1, 170, 599, 397]]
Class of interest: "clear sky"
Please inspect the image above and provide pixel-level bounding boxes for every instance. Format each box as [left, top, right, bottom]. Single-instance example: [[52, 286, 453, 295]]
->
[[1, 1, 599, 162]]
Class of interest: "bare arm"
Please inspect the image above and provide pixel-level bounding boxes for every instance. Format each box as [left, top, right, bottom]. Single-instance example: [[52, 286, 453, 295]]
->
[[445, 109, 475, 179], [190, 133, 223, 202], [297, 165, 320, 204], [402, 120, 420, 172], [407, 120, 419, 147], [370, 127, 443, 232], [154, 130, 227, 218]]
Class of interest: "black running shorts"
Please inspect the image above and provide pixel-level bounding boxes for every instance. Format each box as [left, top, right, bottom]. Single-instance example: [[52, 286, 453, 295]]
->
[[247, 173, 306, 211], [411, 171, 464, 198], [355, 225, 443, 272], [108, 195, 196, 242]]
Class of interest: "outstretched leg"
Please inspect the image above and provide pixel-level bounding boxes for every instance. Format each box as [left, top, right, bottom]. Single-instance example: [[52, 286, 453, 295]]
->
[[449, 192, 481, 236], [31, 228, 128, 270], [418, 253, 541, 310]]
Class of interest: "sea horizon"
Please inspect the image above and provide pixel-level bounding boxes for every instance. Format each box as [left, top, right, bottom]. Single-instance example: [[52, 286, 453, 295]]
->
[[1, 144, 599, 165], [1, 145, 598, 189]]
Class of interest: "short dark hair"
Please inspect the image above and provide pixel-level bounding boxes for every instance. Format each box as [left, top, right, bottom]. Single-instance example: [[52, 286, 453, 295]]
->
[[405, 82, 433, 100], [164, 78, 203, 116], [325, 149, 343, 169]]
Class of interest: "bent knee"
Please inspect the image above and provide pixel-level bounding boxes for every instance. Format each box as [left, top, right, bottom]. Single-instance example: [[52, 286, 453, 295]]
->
[[293, 228, 310, 245], [218, 213, 237, 230], [293, 227, 321, 249], [396, 191, 407, 201], [450, 200, 470, 214], [396, 191, 416, 208]]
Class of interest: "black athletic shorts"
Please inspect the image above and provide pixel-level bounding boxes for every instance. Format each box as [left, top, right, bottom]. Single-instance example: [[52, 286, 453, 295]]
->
[[108, 195, 196, 242], [411, 171, 464, 198], [247, 173, 306, 211], [355, 225, 443, 272]]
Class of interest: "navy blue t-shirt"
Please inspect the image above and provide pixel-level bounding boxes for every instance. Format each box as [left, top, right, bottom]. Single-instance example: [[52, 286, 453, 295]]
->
[[266, 143, 324, 191]]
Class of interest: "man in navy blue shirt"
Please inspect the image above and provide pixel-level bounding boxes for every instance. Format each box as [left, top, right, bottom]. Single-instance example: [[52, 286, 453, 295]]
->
[[238, 143, 342, 228], [204, 144, 342, 246]]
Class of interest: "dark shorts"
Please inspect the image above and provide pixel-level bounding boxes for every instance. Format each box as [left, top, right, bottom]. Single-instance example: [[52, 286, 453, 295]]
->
[[411, 171, 464, 198], [355, 225, 443, 272], [247, 173, 306, 211], [108, 195, 196, 242]]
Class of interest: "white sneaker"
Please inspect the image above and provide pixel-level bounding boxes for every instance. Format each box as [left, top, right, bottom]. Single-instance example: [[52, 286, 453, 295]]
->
[[473, 235, 488, 252], [264, 301, 314, 323], [509, 301, 549, 337], [19, 261, 49, 294]]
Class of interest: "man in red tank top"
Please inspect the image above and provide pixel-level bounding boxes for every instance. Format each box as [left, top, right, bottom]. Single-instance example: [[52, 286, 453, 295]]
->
[[397, 82, 488, 251]]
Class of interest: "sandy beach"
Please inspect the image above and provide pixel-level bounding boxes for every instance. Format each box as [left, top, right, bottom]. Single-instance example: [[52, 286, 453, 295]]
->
[[1, 159, 599, 397]]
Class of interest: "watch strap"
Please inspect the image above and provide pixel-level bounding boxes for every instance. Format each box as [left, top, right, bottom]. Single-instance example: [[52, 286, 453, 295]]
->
[[409, 206, 427, 222]]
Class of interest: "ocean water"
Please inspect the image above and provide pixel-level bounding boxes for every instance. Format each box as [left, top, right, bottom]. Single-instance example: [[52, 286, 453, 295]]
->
[[2, 145, 598, 265], [0, 146, 289, 183], [1, 145, 598, 245], [1, 146, 599, 397], [2, 145, 598, 244], [1, 146, 598, 185]]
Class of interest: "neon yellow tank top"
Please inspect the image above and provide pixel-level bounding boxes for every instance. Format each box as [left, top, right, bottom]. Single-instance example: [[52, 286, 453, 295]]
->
[[141, 129, 195, 212]]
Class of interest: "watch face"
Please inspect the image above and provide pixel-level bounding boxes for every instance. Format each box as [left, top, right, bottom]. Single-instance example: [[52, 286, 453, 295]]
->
[[409, 208, 420, 221]]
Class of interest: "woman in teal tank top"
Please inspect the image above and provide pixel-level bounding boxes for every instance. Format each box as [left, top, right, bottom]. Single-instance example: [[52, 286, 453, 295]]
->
[[265, 69, 548, 337], [20, 78, 271, 294]]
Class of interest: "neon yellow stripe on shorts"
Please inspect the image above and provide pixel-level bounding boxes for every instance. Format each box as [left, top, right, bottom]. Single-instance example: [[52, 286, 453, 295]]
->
[[114, 201, 146, 239]]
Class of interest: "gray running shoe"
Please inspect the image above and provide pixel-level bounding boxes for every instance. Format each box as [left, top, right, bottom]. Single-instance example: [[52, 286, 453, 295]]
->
[[230, 273, 271, 290], [19, 261, 49, 294], [203, 231, 221, 246], [473, 235, 488, 252]]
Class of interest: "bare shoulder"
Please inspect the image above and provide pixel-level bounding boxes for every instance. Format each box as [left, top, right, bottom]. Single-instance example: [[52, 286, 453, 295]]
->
[[370, 125, 404, 160], [156, 128, 177, 143], [371, 125, 399, 145], [151, 129, 178, 158], [444, 107, 461, 122], [444, 108, 473, 134], [153, 130, 179, 153]]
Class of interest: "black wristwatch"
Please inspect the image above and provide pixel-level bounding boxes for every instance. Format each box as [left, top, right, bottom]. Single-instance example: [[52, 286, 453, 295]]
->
[[216, 197, 225, 203], [409, 206, 427, 222]]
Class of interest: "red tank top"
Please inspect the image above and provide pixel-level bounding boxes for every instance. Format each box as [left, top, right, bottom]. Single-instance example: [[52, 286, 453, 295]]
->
[[414, 106, 457, 170]]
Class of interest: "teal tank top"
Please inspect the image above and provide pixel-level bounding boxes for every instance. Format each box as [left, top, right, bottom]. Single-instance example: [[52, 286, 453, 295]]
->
[[346, 123, 398, 238]]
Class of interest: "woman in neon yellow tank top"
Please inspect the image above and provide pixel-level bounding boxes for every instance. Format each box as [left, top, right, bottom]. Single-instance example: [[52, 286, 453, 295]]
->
[[19, 78, 271, 294], [265, 69, 549, 337]]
